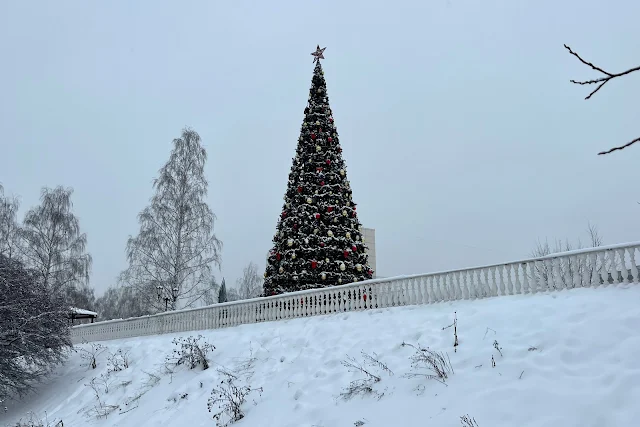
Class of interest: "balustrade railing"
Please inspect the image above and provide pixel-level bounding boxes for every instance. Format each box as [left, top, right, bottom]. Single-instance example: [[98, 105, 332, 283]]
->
[[71, 241, 640, 343]]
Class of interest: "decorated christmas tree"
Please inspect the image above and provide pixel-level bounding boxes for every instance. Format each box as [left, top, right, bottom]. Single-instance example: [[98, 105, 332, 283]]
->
[[263, 46, 373, 296]]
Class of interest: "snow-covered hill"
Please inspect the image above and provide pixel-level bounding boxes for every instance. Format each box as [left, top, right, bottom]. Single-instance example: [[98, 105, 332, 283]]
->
[[3, 285, 640, 427]]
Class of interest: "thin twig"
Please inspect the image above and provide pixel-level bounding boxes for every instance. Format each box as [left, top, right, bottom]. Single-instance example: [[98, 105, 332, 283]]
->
[[564, 44, 640, 155]]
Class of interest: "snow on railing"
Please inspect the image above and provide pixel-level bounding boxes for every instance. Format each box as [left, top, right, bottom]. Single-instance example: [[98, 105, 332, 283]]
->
[[71, 241, 640, 343]]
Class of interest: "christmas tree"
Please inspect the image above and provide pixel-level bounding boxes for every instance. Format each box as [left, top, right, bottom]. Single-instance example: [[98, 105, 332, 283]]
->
[[263, 46, 373, 296]]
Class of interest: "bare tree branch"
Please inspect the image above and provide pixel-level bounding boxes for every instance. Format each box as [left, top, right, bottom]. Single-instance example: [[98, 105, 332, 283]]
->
[[564, 44, 640, 155]]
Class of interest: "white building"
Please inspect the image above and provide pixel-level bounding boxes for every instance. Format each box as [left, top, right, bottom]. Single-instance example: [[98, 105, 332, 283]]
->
[[362, 227, 377, 278]]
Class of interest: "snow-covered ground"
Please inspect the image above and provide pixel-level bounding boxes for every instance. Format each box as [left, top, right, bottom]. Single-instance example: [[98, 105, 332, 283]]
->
[[3, 285, 640, 427]]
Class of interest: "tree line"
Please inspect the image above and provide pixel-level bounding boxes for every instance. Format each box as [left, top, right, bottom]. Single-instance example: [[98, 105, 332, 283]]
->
[[0, 128, 264, 324]]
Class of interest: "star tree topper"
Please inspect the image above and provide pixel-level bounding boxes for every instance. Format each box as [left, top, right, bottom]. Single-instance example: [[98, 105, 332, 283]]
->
[[311, 45, 326, 63]]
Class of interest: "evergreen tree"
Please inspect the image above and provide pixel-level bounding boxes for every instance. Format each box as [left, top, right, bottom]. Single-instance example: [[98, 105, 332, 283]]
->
[[263, 46, 373, 296], [218, 278, 227, 303]]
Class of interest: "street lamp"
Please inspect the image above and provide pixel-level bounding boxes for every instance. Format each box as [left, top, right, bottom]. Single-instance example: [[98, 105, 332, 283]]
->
[[156, 285, 179, 311]]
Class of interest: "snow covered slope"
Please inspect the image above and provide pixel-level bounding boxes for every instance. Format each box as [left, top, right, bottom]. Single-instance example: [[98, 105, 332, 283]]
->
[[3, 285, 640, 427]]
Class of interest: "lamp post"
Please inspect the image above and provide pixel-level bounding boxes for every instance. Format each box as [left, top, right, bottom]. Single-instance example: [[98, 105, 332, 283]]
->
[[156, 286, 179, 311]]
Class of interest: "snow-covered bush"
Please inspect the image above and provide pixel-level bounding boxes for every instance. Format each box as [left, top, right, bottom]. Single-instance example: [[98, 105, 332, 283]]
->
[[0, 255, 71, 401], [106, 348, 130, 372], [76, 342, 105, 370], [401, 342, 454, 385], [11, 411, 63, 427], [166, 335, 215, 370], [339, 351, 393, 401], [207, 369, 263, 426]]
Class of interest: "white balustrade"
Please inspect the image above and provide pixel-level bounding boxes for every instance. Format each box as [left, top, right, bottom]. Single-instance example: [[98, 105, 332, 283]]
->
[[71, 241, 640, 344]]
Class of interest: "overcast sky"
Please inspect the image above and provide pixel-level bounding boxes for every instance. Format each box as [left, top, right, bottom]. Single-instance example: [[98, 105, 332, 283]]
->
[[1, 0, 638, 296]]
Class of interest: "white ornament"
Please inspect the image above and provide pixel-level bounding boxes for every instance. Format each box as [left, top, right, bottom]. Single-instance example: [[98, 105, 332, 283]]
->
[[292, 253, 296, 259], [314, 228, 319, 234], [346, 232, 351, 239], [333, 218, 338, 223], [316, 121, 320, 125], [264, 272, 267, 278], [304, 238, 309, 244], [340, 263, 346, 271], [279, 267, 284, 273], [354, 278, 359, 282], [356, 264, 363, 272], [316, 145, 321, 152], [294, 275, 298, 281], [321, 272, 327, 280], [338, 278, 342, 283], [339, 169, 345, 176], [287, 239, 293, 247], [327, 230, 333, 237], [307, 197, 312, 204], [302, 269, 307, 275], [325, 258, 329, 263], [355, 235, 360, 241], [342, 210, 347, 216]]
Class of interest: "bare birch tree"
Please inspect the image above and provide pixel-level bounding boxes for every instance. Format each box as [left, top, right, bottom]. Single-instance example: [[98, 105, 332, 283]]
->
[[237, 262, 263, 300], [120, 128, 222, 311], [19, 186, 92, 295], [0, 184, 21, 260]]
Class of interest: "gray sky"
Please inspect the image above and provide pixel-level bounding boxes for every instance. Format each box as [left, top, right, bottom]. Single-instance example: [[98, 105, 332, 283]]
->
[[1, 0, 638, 296]]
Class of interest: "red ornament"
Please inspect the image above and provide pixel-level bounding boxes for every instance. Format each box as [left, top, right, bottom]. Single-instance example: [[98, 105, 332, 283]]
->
[[316, 167, 323, 172], [343, 250, 349, 258], [326, 159, 331, 165], [311, 260, 318, 269], [352, 245, 357, 252], [329, 118, 334, 122], [327, 206, 333, 212], [297, 186, 302, 193], [320, 242, 325, 247], [315, 213, 320, 219], [293, 224, 298, 229], [276, 253, 281, 261], [328, 137, 333, 143], [311, 133, 316, 140], [352, 212, 356, 217], [320, 181, 325, 186], [353, 205, 357, 211], [281, 211, 287, 218]]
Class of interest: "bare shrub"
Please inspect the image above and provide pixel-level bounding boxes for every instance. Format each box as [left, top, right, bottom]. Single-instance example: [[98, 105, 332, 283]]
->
[[401, 342, 453, 385], [207, 369, 263, 426], [442, 312, 459, 352], [166, 335, 215, 370], [76, 342, 106, 370], [83, 375, 119, 419], [339, 351, 393, 401], [121, 371, 160, 414], [493, 340, 502, 357], [106, 348, 130, 372], [11, 412, 63, 427], [460, 414, 480, 426]]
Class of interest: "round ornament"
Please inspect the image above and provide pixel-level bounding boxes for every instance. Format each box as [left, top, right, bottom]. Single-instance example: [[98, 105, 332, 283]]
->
[[279, 267, 284, 273], [328, 137, 333, 143], [346, 232, 351, 239], [316, 121, 320, 125], [326, 159, 331, 165], [297, 186, 302, 193], [325, 258, 329, 263], [292, 253, 296, 259], [339, 263, 346, 271], [307, 197, 313, 204], [311, 133, 316, 140], [342, 210, 347, 217], [311, 260, 317, 269], [287, 239, 293, 247], [315, 213, 320, 219], [339, 169, 345, 176], [356, 264, 363, 272], [316, 145, 321, 152], [321, 272, 327, 280], [327, 230, 333, 237], [314, 228, 319, 234], [338, 278, 343, 284]]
